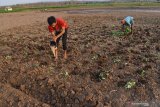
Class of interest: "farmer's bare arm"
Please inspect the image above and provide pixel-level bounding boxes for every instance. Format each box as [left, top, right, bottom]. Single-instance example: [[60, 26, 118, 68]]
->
[[50, 32, 57, 42], [56, 28, 65, 38]]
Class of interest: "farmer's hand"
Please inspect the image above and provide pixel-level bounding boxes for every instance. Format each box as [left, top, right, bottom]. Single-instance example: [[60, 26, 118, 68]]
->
[[53, 36, 57, 42]]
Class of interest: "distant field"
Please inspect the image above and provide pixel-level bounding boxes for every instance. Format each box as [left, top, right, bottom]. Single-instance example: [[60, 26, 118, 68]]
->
[[0, 2, 160, 13]]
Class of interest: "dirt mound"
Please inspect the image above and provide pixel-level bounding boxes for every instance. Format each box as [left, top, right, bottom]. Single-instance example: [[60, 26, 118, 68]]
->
[[0, 14, 160, 107]]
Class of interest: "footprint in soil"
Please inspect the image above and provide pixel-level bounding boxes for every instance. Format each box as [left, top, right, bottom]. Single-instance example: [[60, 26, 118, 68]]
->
[[37, 45, 45, 51], [39, 61, 48, 66], [155, 45, 160, 51], [118, 63, 125, 69], [138, 78, 148, 86], [71, 67, 80, 75], [90, 71, 102, 82], [117, 81, 126, 87], [0, 87, 4, 93], [71, 71, 78, 75], [144, 28, 150, 36]]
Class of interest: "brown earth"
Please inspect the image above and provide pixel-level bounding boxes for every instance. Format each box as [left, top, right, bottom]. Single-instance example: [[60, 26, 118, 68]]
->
[[0, 8, 160, 107]]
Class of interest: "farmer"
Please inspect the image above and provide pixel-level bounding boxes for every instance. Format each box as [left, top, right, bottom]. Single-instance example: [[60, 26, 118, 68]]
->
[[47, 16, 68, 60], [121, 16, 134, 33]]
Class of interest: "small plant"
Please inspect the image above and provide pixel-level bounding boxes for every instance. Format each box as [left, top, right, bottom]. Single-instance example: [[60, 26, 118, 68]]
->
[[60, 71, 69, 78], [112, 24, 115, 28], [5, 55, 12, 60], [92, 55, 98, 60], [111, 30, 125, 36], [137, 69, 146, 77], [24, 52, 28, 58], [143, 57, 149, 62], [111, 26, 131, 36], [91, 54, 99, 60], [125, 80, 136, 89], [113, 59, 121, 63], [140, 70, 146, 77], [98, 71, 109, 80], [125, 27, 131, 34]]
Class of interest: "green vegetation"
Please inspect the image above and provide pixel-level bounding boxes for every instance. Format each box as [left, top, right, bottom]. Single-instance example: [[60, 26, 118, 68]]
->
[[98, 71, 109, 80], [140, 70, 146, 77], [92, 54, 99, 60], [60, 71, 69, 78], [125, 80, 136, 89], [103, 2, 160, 7], [111, 26, 131, 36], [5, 55, 12, 60], [113, 59, 121, 63], [0, 8, 25, 13], [111, 30, 125, 36], [0, 2, 160, 13], [137, 69, 146, 77]]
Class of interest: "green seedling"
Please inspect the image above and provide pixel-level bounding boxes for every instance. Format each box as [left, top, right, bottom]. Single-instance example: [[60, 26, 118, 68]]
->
[[113, 59, 121, 63], [140, 70, 146, 77], [143, 58, 149, 62], [91, 54, 99, 60], [92, 56, 97, 60], [111, 30, 125, 36], [24, 52, 28, 56], [111, 27, 131, 36], [60, 71, 69, 78], [5, 55, 12, 60], [125, 80, 136, 89], [99, 71, 109, 80], [137, 69, 146, 77], [125, 27, 131, 33], [112, 24, 115, 28]]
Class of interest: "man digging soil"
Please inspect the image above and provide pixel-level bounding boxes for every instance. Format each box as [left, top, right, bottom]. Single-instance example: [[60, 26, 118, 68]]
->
[[47, 16, 68, 61]]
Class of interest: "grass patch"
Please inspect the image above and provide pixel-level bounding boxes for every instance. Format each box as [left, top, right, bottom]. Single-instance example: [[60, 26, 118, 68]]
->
[[111, 30, 125, 36], [111, 26, 131, 36], [0, 2, 160, 13], [125, 80, 136, 89]]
